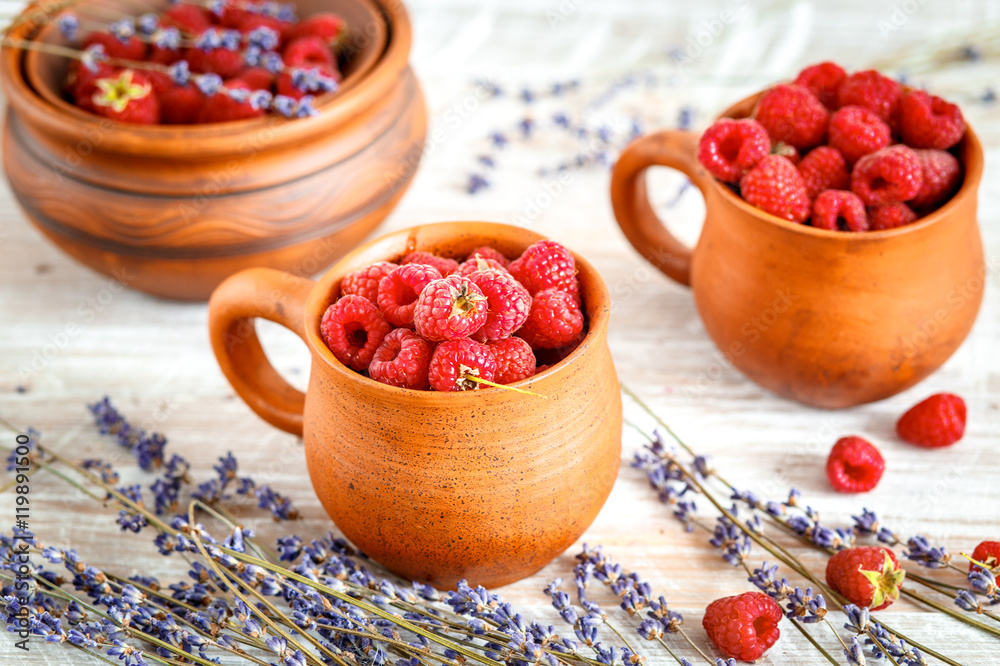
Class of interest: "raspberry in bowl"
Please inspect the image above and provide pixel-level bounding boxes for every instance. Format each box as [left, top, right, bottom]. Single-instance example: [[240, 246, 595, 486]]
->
[[0, 0, 425, 300], [208, 222, 622, 588], [612, 62, 984, 408]]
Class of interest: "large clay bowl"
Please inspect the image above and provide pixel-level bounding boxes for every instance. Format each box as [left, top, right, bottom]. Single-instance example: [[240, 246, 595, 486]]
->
[[611, 93, 984, 408], [208, 222, 623, 588], [0, 0, 426, 300]]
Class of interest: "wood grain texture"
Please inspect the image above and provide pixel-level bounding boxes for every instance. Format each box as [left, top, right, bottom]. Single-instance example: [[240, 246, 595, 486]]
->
[[2, 0, 1000, 663]]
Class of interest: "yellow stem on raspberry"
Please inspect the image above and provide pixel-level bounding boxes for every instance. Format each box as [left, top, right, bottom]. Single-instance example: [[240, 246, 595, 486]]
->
[[462, 374, 547, 398]]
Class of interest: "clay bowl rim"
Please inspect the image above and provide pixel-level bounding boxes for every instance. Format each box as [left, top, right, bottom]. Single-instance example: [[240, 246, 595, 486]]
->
[[710, 91, 984, 241], [302, 221, 611, 402], [23, 0, 388, 132], [0, 0, 410, 158]]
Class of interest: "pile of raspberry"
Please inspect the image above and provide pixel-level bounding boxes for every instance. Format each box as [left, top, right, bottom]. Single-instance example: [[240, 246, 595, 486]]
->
[[319, 240, 586, 392], [60, 1, 345, 124], [697, 61, 966, 231]]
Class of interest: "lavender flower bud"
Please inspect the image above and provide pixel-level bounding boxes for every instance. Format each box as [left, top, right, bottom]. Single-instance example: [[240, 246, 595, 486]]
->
[[153, 27, 182, 51], [955, 590, 982, 613], [247, 26, 280, 50], [968, 568, 998, 596], [81, 44, 107, 73], [248, 89, 274, 111], [852, 509, 880, 535], [195, 28, 223, 51], [844, 637, 867, 665], [137, 13, 159, 35], [904, 536, 952, 568], [197, 74, 224, 97], [261, 51, 285, 73], [843, 604, 870, 634], [208, 0, 227, 17], [277, 3, 298, 21], [693, 455, 713, 477], [57, 14, 79, 41], [220, 29, 242, 51], [109, 18, 135, 43]]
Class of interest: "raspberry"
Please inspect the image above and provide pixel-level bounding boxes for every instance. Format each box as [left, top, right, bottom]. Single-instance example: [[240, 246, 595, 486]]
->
[[850, 145, 923, 206], [838, 70, 903, 129], [754, 83, 829, 150], [185, 42, 245, 79], [218, 2, 253, 28], [289, 12, 348, 45], [91, 70, 161, 125], [377, 264, 442, 328], [770, 141, 800, 165], [67, 62, 116, 112], [696, 118, 771, 183], [812, 190, 868, 232], [828, 105, 891, 165], [159, 84, 205, 124], [428, 339, 497, 392], [826, 547, 904, 611], [237, 14, 288, 43], [319, 295, 391, 372], [150, 44, 182, 65], [412, 276, 489, 342], [340, 261, 398, 305], [870, 203, 918, 231], [910, 149, 961, 209], [798, 146, 849, 199], [467, 270, 532, 342], [793, 61, 847, 110], [456, 256, 507, 277], [146, 71, 174, 96], [517, 289, 584, 350], [826, 436, 885, 493], [739, 155, 811, 223], [401, 251, 459, 276], [163, 4, 213, 33], [508, 240, 580, 303], [701, 592, 782, 662], [466, 246, 509, 267], [900, 90, 966, 150], [196, 80, 265, 123], [969, 541, 1000, 572], [896, 393, 966, 448], [369, 328, 433, 390], [487, 338, 536, 384], [82, 32, 148, 61], [283, 36, 335, 68], [239, 67, 277, 92]]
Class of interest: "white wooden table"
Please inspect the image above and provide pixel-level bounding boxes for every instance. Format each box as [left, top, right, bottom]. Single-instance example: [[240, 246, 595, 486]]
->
[[2, 0, 999, 663]]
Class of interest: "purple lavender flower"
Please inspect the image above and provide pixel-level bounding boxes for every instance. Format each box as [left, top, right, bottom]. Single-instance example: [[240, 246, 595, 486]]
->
[[249, 89, 274, 111], [272, 94, 297, 118], [954, 590, 981, 613], [852, 509, 880, 536], [904, 535, 951, 568], [196, 74, 224, 97], [153, 27, 183, 51], [466, 173, 490, 194], [137, 13, 159, 36], [748, 562, 793, 601], [784, 587, 827, 623], [843, 604, 870, 633], [195, 28, 224, 51], [844, 636, 867, 665], [247, 26, 280, 50], [710, 516, 751, 566], [57, 14, 79, 41], [108, 18, 136, 43], [81, 44, 107, 72]]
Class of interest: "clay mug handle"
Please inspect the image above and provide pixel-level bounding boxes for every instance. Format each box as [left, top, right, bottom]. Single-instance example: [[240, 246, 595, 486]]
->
[[610, 130, 715, 287], [208, 268, 315, 437]]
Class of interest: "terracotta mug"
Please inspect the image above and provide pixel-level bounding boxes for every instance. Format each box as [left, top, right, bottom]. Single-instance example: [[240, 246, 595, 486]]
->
[[208, 222, 622, 588], [611, 94, 985, 408]]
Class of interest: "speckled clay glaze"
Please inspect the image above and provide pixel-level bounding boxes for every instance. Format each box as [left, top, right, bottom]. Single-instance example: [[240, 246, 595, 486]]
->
[[208, 222, 622, 588]]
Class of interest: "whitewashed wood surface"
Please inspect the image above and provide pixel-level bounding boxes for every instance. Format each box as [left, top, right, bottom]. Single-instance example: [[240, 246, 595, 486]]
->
[[2, 0, 1000, 663]]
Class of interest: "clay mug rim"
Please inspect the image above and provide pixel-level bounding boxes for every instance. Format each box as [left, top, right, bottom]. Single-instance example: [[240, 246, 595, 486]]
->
[[207, 221, 612, 436], [609, 91, 985, 287], [0, 0, 405, 160]]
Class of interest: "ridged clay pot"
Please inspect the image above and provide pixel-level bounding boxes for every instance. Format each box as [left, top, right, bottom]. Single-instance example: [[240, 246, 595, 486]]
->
[[611, 94, 984, 408], [207, 222, 623, 588], [1, 0, 426, 300]]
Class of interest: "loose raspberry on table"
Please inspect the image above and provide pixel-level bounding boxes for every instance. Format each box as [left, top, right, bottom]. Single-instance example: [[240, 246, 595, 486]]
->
[[320, 295, 391, 372], [401, 251, 460, 277], [456, 256, 507, 277], [467, 269, 532, 342], [702, 591, 782, 662], [340, 261, 398, 305], [412, 275, 489, 342], [869, 203, 918, 231], [465, 246, 509, 267], [826, 547, 904, 611], [428, 339, 498, 392], [826, 436, 884, 493], [798, 146, 849, 199], [850, 145, 923, 206], [793, 61, 847, 110], [828, 105, 891, 165], [896, 393, 966, 448], [368, 328, 433, 390], [739, 155, 811, 223], [487, 337, 536, 384], [508, 240, 580, 303], [812, 190, 869, 232], [900, 90, 966, 150], [517, 289, 584, 350], [969, 541, 1000, 573], [754, 83, 830, 150], [696, 118, 771, 183], [837, 70, 903, 128], [910, 149, 961, 210], [377, 263, 442, 328]]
